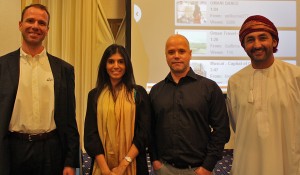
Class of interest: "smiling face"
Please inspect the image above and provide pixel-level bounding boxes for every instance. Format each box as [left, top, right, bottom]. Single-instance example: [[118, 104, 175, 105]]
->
[[19, 6, 49, 48], [106, 53, 126, 85], [243, 31, 277, 69], [165, 35, 192, 77]]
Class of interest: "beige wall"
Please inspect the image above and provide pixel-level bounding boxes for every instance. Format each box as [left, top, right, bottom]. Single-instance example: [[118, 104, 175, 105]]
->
[[0, 0, 21, 56]]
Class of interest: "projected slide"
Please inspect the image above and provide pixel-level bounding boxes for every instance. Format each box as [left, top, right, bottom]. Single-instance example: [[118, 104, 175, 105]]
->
[[131, 0, 298, 92]]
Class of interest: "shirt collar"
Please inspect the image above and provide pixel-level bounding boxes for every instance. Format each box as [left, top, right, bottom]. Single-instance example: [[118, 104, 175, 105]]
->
[[164, 67, 198, 83], [20, 48, 47, 65]]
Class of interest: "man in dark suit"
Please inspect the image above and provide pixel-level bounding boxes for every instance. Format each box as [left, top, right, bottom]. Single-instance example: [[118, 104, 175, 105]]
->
[[0, 4, 79, 175]]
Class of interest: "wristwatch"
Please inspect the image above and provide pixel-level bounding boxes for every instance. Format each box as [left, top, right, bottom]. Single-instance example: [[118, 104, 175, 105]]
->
[[124, 156, 132, 163]]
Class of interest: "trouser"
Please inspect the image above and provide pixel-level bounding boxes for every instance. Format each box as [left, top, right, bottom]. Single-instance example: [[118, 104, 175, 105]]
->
[[9, 131, 63, 175], [154, 161, 216, 175]]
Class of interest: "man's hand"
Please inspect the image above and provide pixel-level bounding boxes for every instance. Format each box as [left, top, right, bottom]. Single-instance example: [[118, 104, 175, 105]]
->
[[152, 160, 163, 170], [194, 167, 213, 175], [63, 167, 76, 175]]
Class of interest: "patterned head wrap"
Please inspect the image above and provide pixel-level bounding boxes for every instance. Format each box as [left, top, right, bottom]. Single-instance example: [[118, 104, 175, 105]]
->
[[239, 15, 279, 53]]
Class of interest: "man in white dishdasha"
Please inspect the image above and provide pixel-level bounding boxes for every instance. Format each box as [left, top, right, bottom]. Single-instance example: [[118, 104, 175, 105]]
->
[[227, 15, 300, 175]]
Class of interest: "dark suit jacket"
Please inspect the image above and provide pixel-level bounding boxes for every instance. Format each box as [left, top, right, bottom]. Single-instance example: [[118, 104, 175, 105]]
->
[[0, 49, 79, 175]]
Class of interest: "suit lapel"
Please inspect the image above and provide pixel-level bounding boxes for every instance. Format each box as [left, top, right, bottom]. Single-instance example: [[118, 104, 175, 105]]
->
[[7, 50, 21, 92], [48, 54, 61, 103]]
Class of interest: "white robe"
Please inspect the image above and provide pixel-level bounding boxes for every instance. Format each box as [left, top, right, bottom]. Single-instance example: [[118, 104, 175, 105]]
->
[[227, 59, 300, 175]]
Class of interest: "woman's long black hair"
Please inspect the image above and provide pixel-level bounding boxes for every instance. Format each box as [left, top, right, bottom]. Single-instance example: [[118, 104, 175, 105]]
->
[[94, 44, 136, 104]]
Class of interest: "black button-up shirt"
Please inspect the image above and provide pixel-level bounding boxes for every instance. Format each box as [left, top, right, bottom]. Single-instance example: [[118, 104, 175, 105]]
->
[[149, 68, 230, 171]]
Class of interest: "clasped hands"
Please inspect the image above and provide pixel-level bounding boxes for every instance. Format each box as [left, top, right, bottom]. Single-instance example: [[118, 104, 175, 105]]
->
[[103, 161, 128, 175]]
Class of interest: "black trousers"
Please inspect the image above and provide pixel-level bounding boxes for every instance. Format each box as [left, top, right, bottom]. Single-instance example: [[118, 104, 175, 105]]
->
[[9, 132, 63, 175]]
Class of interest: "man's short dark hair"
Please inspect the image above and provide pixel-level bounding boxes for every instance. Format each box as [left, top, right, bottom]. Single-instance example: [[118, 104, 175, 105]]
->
[[21, 4, 50, 27]]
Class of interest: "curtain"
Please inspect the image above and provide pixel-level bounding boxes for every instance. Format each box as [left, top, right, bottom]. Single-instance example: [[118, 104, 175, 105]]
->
[[115, 17, 126, 46]]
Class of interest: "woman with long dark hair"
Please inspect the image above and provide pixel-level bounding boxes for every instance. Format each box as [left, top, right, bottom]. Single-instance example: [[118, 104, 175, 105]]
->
[[84, 44, 151, 175]]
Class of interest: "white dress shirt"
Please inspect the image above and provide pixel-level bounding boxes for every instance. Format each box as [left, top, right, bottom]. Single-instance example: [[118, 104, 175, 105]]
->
[[9, 48, 56, 134]]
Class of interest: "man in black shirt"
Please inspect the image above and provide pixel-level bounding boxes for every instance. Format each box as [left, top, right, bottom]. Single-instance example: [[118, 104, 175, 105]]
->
[[149, 34, 230, 175]]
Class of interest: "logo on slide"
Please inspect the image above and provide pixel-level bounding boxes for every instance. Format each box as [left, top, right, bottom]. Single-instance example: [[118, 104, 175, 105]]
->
[[134, 4, 142, 22]]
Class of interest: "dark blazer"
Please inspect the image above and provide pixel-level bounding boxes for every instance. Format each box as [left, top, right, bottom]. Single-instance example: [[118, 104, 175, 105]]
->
[[84, 86, 151, 174], [0, 49, 79, 175]]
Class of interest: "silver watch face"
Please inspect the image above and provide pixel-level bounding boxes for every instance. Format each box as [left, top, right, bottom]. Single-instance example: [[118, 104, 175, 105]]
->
[[125, 156, 132, 163]]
